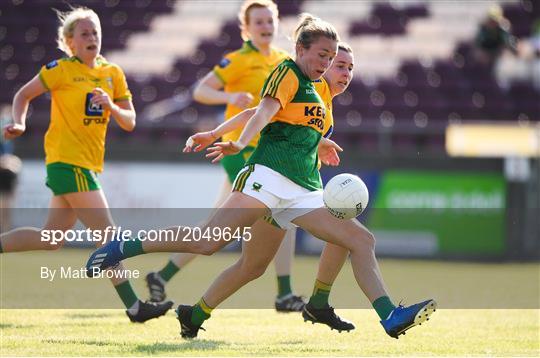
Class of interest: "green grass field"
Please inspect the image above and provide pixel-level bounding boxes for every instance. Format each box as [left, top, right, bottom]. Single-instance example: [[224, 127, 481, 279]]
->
[[1, 308, 538, 356], [1, 250, 539, 356]]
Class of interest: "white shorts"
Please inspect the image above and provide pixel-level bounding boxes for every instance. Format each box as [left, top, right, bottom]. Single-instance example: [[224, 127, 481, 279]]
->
[[232, 164, 324, 228]]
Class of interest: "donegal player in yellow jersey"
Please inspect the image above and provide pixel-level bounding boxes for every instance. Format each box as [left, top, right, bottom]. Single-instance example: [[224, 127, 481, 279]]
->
[[147, 0, 305, 312], [88, 14, 436, 340], [0, 7, 172, 322]]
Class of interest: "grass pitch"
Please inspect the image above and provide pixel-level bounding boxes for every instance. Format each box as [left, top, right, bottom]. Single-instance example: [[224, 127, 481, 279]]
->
[[1, 250, 539, 356], [1, 309, 538, 356]]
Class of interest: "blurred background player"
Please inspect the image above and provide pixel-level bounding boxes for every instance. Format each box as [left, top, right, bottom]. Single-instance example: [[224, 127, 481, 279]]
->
[[473, 4, 519, 69], [0, 7, 172, 323], [145, 0, 306, 312], [0, 106, 22, 233]]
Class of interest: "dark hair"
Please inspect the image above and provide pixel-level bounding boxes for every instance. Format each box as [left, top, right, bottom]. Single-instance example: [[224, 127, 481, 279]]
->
[[338, 42, 353, 54]]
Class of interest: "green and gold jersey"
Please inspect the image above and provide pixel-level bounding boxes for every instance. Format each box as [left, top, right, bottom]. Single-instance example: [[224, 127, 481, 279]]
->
[[213, 41, 288, 147], [247, 58, 327, 191], [314, 77, 334, 138], [38, 56, 131, 172]]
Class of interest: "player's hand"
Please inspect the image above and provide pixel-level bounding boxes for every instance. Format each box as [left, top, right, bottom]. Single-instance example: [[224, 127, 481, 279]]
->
[[91, 87, 114, 110], [206, 141, 243, 163], [183, 130, 218, 153], [228, 92, 254, 109], [3, 123, 25, 140], [318, 137, 343, 166]]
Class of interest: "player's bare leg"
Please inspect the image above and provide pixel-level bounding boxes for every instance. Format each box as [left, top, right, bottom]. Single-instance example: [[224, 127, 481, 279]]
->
[[273, 227, 305, 311], [295, 208, 436, 338], [0, 195, 76, 252], [66, 190, 173, 322], [176, 218, 285, 338], [146, 178, 232, 302]]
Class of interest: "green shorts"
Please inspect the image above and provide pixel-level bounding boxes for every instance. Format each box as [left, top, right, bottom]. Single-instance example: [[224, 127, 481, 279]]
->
[[46, 162, 101, 196], [220, 145, 255, 184]]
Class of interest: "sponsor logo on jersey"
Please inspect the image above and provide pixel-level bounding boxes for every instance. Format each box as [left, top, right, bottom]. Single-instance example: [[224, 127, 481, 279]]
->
[[73, 77, 85, 82], [307, 117, 324, 130], [304, 105, 326, 118], [305, 105, 326, 130], [219, 58, 231, 68], [45, 60, 58, 69], [252, 182, 262, 192], [83, 117, 107, 125], [85, 93, 104, 117]]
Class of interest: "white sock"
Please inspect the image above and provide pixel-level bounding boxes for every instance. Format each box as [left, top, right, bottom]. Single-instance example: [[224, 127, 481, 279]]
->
[[276, 293, 293, 301], [155, 272, 167, 286], [127, 300, 140, 315]]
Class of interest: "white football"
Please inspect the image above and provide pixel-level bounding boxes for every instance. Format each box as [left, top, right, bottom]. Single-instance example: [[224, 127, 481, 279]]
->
[[323, 173, 369, 220]]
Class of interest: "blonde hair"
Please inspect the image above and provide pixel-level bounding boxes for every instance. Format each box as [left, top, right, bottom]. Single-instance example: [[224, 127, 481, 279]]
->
[[238, 0, 279, 41], [55, 7, 101, 57], [293, 13, 339, 50]]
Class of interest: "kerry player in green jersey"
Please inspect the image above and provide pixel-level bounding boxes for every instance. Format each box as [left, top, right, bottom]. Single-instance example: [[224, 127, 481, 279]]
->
[[176, 42, 355, 333], [145, 0, 304, 312], [87, 14, 436, 340]]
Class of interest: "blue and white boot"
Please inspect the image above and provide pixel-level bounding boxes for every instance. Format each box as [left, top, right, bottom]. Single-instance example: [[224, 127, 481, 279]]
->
[[381, 299, 437, 338]]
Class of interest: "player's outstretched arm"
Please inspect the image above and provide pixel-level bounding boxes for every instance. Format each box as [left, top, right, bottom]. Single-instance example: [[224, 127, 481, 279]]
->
[[5, 75, 47, 139], [205, 97, 280, 162], [236, 96, 280, 148], [183, 108, 256, 153]]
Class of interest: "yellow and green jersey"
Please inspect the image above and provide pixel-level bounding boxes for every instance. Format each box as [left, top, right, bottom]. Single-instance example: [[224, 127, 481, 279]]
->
[[313, 77, 334, 170], [314, 77, 334, 139], [213, 40, 288, 147], [38, 56, 131, 172], [247, 58, 328, 191]]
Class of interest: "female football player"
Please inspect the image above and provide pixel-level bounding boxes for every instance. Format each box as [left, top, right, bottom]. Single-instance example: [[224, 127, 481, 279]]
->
[[1, 7, 172, 322], [176, 42, 355, 333], [88, 14, 436, 339], [146, 0, 305, 312]]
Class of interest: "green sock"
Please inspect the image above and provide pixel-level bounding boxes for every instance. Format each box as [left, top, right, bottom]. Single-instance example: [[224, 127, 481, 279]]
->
[[120, 239, 144, 259], [158, 260, 180, 282], [308, 279, 332, 309], [372, 296, 396, 320], [114, 280, 138, 308], [191, 298, 213, 326], [276, 275, 292, 298]]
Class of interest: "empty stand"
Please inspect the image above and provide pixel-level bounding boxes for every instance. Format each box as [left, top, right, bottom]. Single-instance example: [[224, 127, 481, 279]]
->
[[2, 0, 538, 156]]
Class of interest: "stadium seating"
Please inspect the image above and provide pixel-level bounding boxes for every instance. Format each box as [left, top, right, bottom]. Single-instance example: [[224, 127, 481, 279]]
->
[[2, 0, 538, 155]]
